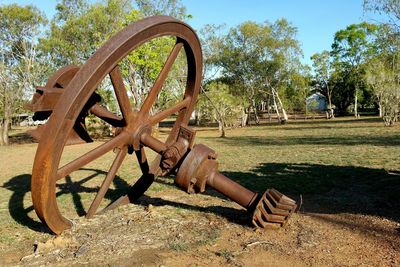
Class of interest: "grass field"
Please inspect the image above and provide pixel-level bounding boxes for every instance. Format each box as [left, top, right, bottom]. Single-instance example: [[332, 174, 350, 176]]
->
[[0, 116, 399, 265]]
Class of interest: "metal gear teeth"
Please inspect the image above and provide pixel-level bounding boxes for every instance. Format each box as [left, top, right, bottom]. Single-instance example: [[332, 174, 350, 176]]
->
[[252, 188, 297, 228]]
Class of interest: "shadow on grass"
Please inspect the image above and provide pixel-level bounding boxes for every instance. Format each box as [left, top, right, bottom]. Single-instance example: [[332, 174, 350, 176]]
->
[[9, 131, 36, 145], [2, 168, 131, 233], [2, 168, 252, 233], [206, 133, 400, 147], [256, 116, 382, 126], [221, 163, 400, 223], [135, 195, 250, 226], [4, 163, 399, 234], [2, 174, 50, 233]]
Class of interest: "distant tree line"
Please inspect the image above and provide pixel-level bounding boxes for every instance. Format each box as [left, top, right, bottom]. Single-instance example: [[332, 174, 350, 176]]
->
[[198, 0, 400, 137], [0, 0, 399, 144]]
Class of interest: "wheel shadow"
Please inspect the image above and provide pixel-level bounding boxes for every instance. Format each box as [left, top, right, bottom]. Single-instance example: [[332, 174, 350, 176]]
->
[[221, 163, 400, 223], [1, 168, 131, 233], [134, 195, 250, 226], [2, 174, 50, 233], [4, 163, 398, 234], [2, 168, 250, 234]]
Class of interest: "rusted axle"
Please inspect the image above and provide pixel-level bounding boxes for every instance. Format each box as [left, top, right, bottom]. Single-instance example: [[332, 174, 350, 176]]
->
[[174, 143, 297, 228]]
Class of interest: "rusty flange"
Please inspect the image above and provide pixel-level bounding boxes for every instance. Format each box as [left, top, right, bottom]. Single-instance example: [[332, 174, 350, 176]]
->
[[175, 144, 217, 193]]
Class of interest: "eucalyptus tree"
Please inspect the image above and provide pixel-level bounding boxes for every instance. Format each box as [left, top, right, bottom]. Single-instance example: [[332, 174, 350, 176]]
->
[[285, 64, 312, 114], [41, 0, 189, 117], [364, 0, 400, 30], [263, 19, 302, 122], [217, 19, 302, 124], [134, 0, 189, 20], [40, 0, 132, 67], [0, 4, 47, 145], [198, 81, 241, 137], [365, 24, 400, 125], [331, 22, 378, 117], [311, 50, 334, 117]]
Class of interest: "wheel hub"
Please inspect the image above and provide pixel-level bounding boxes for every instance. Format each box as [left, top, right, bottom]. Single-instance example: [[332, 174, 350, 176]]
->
[[123, 112, 152, 150]]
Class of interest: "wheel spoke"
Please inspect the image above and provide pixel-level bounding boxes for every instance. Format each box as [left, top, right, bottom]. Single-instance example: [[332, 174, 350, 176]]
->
[[140, 40, 184, 116], [135, 146, 150, 174], [86, 146, 127, 218], [99, 147, 155, 214], [90, 103, 124, 127], [99, 173, 155, 213], [149, 97, 190, 125], [110, 65, 132, 119], [56, 132, 129, 180]]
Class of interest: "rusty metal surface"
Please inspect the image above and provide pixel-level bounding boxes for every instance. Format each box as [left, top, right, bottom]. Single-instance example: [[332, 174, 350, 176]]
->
[[252, 189, 297, 228], [27, 16, 296, 235], [175, 144, 296, 227], [29, 16, 202, 234]]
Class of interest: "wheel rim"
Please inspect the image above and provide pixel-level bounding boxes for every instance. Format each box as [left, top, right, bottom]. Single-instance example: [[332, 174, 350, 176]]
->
[[31, 16, 202, 234]]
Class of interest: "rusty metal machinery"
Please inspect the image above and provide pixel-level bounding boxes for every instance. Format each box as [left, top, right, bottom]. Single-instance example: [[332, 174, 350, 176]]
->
[[26, 16, 297, 235]]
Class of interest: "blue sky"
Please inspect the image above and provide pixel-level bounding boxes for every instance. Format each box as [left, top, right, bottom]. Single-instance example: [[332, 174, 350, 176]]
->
[[1, 0, 385, 65]]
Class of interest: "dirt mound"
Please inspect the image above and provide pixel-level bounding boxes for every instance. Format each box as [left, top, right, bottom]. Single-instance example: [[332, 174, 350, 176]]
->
[[16, 190, 400, 266]]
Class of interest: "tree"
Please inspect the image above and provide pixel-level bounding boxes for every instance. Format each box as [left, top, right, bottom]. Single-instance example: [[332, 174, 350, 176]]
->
[[0, 4, 47, 145], [118, 0, 190, 115], [198, 81, 241, 137], [40, 0, 132, 67], [134, 0, 189, 20], [366, 58, 396, 123], [331, 22, 378, 117], [262, 19, 302, 123], [311, 51, 334, 117], [216, 19, 302, 125], [365, 23, 400, 125], [41, 0, 188, 120], [54, 0, 88, 23], [217, 21, 266, 125], [364, 0, 400, 30], [199, 24, 225, 83], [285, 64, 312, 113]]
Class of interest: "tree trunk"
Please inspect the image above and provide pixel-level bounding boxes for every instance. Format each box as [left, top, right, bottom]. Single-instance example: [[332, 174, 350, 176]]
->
[[2, 118, 10, 145], [327, 92, 334, 119], [305, 99, 308, 119], [0, 121, 4, 146], [281, 108, 288, 122], [218, 120, 225, 138], [267, 97, 272, 122], [378, 101, 383, 117], [251, 99, 260, 124], [240, 107, 247, 127], [354, 88, 358, 118], [274, 90, 288, 122], [194, 110, 200, 126], [272, 91, 281, 122]]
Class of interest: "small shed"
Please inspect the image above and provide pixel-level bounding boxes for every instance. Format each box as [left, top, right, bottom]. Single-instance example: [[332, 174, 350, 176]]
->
[[306, 93, 327, 111]]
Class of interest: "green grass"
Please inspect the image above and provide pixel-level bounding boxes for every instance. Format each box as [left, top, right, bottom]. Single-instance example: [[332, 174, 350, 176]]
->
[[0, 116, 399, 253], [195, 117, 400, 222]]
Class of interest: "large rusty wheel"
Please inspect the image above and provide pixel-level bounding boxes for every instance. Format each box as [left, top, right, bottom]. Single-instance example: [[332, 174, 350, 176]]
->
[[31, 16, 202, 234]]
